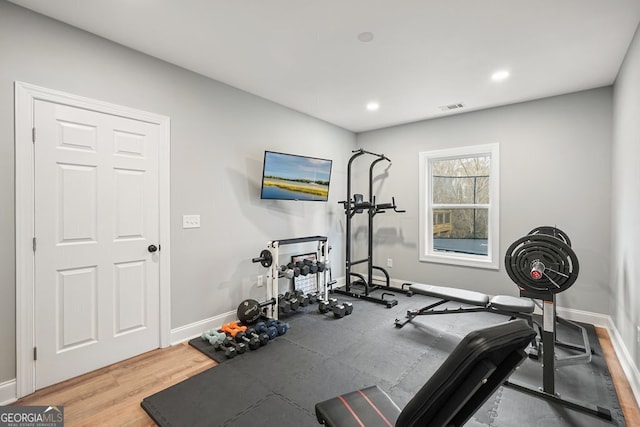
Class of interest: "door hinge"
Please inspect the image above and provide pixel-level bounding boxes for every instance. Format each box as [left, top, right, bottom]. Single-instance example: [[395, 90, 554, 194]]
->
[[32, 127, 36, 143], [33, 237, 36, 252], [33, 347, 37, 361]]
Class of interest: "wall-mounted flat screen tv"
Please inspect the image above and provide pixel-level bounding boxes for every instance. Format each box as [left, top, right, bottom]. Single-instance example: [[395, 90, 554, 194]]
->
[[260, 151, 332, 201]]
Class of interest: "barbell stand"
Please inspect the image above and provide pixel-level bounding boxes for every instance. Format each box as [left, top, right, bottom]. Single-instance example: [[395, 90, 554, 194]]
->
[[504, 293, 612, 420]]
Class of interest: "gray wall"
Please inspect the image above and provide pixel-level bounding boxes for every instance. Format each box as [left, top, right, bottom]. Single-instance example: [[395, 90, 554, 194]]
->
[[612, 23, 640, 368], [0, 2, 354, 384], [3, 0, 636, 391], [356, 88, 613, 314]]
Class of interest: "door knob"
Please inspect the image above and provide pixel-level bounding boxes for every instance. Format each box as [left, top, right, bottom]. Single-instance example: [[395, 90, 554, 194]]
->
[[148, 244, 158, 253]]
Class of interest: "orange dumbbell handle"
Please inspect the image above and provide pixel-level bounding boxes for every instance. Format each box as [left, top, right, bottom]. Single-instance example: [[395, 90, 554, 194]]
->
[[221, 323, 247, 337]]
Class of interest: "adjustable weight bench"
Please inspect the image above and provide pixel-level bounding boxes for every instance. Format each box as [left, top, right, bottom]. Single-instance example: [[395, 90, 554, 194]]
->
[[315, 320, 537, 427], [394, 283, 535, 328]]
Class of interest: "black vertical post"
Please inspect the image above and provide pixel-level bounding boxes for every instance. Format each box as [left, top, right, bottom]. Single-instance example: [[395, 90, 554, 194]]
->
[[345, 150, 366, 291], [542, 295, 556, 395], [368, 155, 389, 289]]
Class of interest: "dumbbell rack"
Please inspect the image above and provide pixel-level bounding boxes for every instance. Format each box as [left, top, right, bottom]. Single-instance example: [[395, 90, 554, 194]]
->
[[262, 235, 330, 320]]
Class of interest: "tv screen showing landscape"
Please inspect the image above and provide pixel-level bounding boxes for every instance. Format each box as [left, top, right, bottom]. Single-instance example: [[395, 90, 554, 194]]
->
[[261, 151, 332, 201]]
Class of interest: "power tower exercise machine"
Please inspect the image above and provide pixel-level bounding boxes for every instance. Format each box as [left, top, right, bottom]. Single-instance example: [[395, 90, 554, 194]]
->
[[334, 149, 411, 308]]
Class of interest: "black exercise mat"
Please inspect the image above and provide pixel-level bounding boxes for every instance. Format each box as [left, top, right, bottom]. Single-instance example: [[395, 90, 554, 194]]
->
[[143, 293, 626, 426], [189, 336, 229, 364]]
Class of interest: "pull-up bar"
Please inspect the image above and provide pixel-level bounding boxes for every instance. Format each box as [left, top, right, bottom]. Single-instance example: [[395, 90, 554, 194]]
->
[[351, 148, 390, 162]]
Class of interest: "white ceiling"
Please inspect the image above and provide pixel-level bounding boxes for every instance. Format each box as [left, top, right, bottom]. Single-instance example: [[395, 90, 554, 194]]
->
[[9, 0, 640, 132]]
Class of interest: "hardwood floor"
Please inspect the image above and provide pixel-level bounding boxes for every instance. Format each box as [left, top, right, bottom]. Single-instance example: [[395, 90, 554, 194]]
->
[[13, 342, 216, 426], [12, 328, 640, 426], [597, 327, 640, 426]]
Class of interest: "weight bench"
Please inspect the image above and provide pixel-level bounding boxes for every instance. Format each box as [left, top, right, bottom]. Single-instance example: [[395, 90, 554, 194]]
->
[[394, 283, 535, 328], [315, 320, 537, 427]]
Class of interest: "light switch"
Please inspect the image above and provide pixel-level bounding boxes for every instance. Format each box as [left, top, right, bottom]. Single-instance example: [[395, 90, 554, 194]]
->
[[183, 214, 200, 228]]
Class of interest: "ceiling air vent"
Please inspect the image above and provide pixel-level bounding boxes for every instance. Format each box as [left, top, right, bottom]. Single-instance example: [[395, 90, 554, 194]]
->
[[438, 103, 465, 111]]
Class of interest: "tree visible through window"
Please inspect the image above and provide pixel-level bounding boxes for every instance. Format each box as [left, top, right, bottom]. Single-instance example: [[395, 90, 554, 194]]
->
[[419, 144, 499, 269]]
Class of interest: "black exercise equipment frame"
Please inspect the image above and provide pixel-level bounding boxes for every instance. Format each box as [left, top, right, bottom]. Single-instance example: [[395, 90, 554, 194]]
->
[[333, 149, 411, 308], [502, 229, 611, 421], [393, 297, 535, 329], [504, 290, 611, 421]]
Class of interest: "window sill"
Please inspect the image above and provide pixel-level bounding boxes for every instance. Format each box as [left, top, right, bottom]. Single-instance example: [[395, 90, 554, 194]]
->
[[420, 253, 499, 270]]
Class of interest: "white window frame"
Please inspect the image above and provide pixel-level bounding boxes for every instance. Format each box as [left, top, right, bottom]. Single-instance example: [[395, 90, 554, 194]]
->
[[419, 143, 500, 269]]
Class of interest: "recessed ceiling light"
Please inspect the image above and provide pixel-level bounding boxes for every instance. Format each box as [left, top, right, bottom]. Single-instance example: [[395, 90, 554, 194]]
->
[[491, 70, 510, 81], [358, 32, 374, 42], [366, 102, 379, 111]]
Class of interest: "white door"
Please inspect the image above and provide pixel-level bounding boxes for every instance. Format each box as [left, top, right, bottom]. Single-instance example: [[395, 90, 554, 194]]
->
[[33, 99, 160, 389]]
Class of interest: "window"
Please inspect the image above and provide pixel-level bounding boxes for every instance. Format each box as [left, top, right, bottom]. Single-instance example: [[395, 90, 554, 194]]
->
[[419, 144, 499, 269]]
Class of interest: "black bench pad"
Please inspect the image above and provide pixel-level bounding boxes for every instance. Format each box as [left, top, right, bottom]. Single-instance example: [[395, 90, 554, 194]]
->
[[315, 385, 401, 427], [490, 295, 534, 313], [410, 283, 534, 313], [410, 283, 489, 306]]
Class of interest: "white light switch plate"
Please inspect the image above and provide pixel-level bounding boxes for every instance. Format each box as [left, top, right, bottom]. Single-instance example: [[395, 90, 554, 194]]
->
[[183, 214, 200, 228]]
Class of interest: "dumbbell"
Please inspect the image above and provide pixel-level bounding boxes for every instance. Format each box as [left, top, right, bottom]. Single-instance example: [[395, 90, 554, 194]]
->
[[276, 320, 289, 335], [265, 318, 289, 335], [295, 261, 310, 276], [318, 298, 354, 318], [300, 265, 310, 276], [318, 297, 338, 314], [332, 301, 353, 318], [343, 302, 354, 315], [202, 329, 240, 355], [293, 290, 310, 307], [303, 259, 319, 274], [332, 304, 347, 318], [278, 299, 292, 314], [278, 265, 295, 279], [246, 327, 270, 346], [255, 321, 278, 340], [201, 329, 220, 343], [221, 322, 261, 350], [285, 263, 301, 277], [235, 330, 261, 350], [220, 322, 253, 348], [221, 335, 247, 354], [308, 292, 319, 304], [316, 260, 330, 272], [206, 332, 237, 359], [214, 341, 237, 358], [281, 293, 300, 311]]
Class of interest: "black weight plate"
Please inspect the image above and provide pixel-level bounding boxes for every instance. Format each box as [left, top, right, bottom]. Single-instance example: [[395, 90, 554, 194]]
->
[[258, 249, 273, 268], [505, 234, 579, 295], [528, 226, 572, 247]]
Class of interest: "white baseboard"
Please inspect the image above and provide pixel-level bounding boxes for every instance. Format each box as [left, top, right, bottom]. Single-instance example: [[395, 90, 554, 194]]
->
[[0, 379, 17, 405], [169, 310, 237, 345], [555, 306, 611, 328]]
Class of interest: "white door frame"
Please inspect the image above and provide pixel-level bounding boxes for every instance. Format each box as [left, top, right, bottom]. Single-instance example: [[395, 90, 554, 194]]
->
[[14, 81, 171, 398]]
